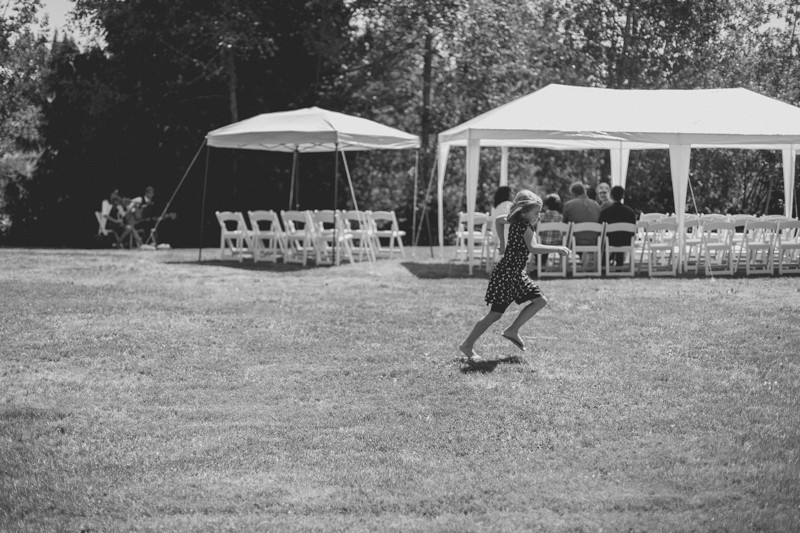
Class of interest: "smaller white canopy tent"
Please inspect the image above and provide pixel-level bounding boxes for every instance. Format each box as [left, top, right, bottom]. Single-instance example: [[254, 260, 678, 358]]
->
[[206, 106, 420, 153], [437, 84, 800, 273], [162, 107, 419, 260]]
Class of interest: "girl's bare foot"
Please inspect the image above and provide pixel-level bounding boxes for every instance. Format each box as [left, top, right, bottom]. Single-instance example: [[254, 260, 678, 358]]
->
[[501, 330, 526, 351], [458, 343, 483, 362]]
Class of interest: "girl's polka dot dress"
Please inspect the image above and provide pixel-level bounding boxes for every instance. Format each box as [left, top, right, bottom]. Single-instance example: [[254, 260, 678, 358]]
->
[[485, 219, 540, 307]]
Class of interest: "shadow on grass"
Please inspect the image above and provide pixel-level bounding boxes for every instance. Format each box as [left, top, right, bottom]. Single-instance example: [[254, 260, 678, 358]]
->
[[167, 260, 333, 273], [402, 262, 491, 279]]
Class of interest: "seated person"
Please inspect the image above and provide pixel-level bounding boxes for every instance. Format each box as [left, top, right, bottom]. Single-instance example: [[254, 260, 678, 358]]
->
[[532, 193, 563, 272], [599, 185, 637, 265], [596, 182, 613, 210], [563, 181, 601, 267], [121, 186, 157, 247]]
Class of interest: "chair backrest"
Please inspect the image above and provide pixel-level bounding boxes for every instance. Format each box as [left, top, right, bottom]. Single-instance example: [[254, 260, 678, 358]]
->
[[457, 211, 489, 232], [777, 219, 800, 240], [701, 220, 735, 244], [761, 214, 790, 221], [537, 221, 571, 245], [730, 214, 757, 229], [342, 210, 369, 231], [280, 210, 310, 233], [743, 219, 778, 242], [215, 211, 247, 232], [311, 210, 346, 233], [700, 213, 729, 222], [639, 213, 664, 223], [370, 210, 400, 231], [604, 222, 637, 245], [647, 220, 678, 243], [248, 210, 282, 233], [571, 222, 605, 246]]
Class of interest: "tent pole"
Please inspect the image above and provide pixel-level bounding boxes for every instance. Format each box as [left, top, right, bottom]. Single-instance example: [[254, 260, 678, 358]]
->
[[289, 149, 298, 209], [340, 150, 359, 211], [198, 145, 211, 262], [412, 149, 419, 256], [333, 143, 340, 265], [414, 149, 438, 258], [149, 139, 206, 247]]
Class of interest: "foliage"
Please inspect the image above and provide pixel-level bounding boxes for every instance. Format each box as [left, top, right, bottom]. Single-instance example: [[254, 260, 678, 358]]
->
[[2, 0, 800, 246]]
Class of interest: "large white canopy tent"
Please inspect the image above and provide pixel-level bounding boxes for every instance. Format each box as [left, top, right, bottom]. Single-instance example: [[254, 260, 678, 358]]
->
[[161, 107, 420, 260], [437, 84, 800, 273]]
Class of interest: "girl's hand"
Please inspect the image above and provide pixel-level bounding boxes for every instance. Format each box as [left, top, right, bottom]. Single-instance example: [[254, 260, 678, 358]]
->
[[498, 244, 505, 255], [556, 246, 571, 257]]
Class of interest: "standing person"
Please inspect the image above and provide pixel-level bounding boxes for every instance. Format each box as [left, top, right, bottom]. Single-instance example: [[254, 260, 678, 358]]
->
[[599, 185, 637, 266], [459, 190, 571, 364], [596, 182, 613, 210]]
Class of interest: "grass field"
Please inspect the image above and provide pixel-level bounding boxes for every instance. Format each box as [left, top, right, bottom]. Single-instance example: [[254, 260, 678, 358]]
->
[[1, 247, 799, 532]]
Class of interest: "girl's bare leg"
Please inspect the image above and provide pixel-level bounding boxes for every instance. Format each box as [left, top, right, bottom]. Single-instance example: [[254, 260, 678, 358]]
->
[[502, 297, 547, 348], [459, 310, 503, 359]]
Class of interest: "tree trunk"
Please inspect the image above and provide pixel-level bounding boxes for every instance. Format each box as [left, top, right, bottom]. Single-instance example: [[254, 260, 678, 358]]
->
[[225, 47, 239, 123], [420, 32, 435, 227]]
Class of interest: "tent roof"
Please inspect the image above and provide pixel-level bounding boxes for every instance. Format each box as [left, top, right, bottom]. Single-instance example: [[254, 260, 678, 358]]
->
[[206, 106, 420, 152], [438, 84, 800, 150]]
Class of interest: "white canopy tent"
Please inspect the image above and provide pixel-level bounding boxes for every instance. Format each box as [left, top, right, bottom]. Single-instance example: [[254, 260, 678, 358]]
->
[[437, 84, 800, 273], [177, 107, 420, 260]]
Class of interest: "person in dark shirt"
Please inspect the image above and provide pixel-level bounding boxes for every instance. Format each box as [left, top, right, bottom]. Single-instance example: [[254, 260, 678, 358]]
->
[[599, 185, 637, 266]]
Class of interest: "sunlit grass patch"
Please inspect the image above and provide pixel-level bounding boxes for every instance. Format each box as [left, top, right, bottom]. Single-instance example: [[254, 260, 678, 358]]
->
[[1, 248, 798, 531]]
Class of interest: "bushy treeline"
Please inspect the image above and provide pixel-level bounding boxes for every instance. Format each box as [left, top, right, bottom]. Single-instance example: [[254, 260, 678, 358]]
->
[[1, 0, 798, 247]]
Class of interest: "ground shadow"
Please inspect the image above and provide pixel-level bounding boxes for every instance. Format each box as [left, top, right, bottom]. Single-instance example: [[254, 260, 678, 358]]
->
[[166, 259, 333, 273], [402, 262, 491, 279]]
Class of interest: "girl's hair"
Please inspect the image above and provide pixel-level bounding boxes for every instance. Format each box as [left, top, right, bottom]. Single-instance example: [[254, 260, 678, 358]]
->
[[493, 186, 512, 207], [508, 190, 543, 222]]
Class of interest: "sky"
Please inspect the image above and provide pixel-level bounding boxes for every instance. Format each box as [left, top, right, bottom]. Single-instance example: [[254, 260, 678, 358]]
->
[[39, 0, 72, 29]]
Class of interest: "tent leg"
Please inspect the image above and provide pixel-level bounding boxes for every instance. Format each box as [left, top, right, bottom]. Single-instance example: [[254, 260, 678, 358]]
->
[[333, 144, 339, 265], [198, 145, 211, 262], [289, 150, 298, 209], [412, 149, 419, 256]]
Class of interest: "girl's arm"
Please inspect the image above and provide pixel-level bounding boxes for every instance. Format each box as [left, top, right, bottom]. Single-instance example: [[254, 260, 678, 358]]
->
[[524, 227, 571, 256], [495, 214, 509, 254]]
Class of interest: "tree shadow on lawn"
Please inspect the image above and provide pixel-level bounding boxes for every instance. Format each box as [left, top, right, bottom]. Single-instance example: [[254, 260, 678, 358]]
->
[[167, 259, 333, 273], [402, 262, 491, 279]]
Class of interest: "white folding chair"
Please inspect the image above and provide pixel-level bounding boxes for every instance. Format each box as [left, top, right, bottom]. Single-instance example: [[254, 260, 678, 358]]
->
[[682, 218, 704, 273], [741, 220, 778, 275], [95, 200, 123, 247], [730, 214, 758, 265], [570, 222, 605, 277], [639, 213, 665, 224], [536, 222, 571, 278], [368, 210, 406, 258], [454, 212, 489, 263], [311, 210, 354, 265], [215, 211, 252, 262], [604, 222, 637, 277], [775, 219, 800, 275], [646, 220, 678, 277], [342, 210, 376, 263], [699, 221, 736, 276], [280, 210, 315, 265], [247, 210, 286, 263]]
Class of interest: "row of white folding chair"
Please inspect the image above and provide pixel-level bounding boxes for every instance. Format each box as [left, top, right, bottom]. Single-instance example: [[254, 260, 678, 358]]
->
[[638, 217, 800, 276], [532, 222, 639, 278], [216, 209, 405, 265]]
